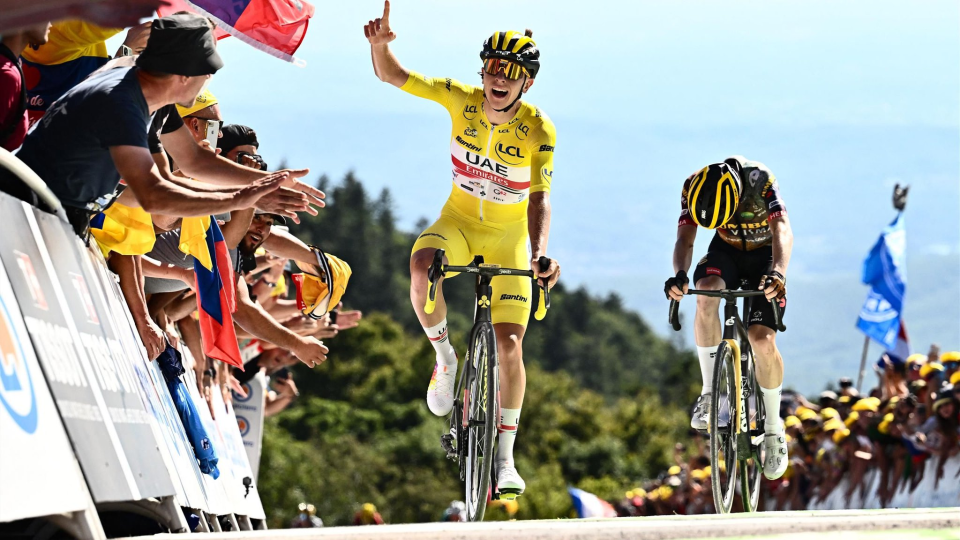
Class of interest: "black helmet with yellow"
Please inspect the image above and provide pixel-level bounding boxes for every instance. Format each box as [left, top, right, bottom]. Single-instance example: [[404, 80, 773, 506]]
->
[[480, 30, 540, 79], [687, 161, 742, 229]]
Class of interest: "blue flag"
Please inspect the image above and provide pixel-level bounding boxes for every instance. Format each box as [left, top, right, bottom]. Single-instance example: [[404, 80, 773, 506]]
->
[[857, 213, 906, 349]]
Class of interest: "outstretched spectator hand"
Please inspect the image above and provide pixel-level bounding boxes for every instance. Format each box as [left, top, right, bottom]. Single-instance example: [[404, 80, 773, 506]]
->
[[255, 169, 325, 224], [138, 315, 166, 360], [291, 336, 328, 368]]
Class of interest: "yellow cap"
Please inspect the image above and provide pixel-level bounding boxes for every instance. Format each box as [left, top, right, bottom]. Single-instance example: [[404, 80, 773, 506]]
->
[[784, 415, 801, 428], [832, 428, 850, 444], [839, 395, 851, 404], [176, 88, 219, 117], [798, 409, 819, 422], [690, 468, 710, 481], [845, 411, 859, 427], [907, 353, 927, 365], [658, 486, 673, 499], [823, 418, 845, 432], [821, 407, 840, 420], [941, 351, 960, 364], [852, 397, 880, 413], [951, 371, 960, 385], [667, 465, 681, 476], [293, 246, 352, 319], [920, 362, 944, 379]]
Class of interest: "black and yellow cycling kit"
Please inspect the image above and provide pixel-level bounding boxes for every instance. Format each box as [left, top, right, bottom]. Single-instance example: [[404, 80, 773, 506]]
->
[[402, 71, 556, 326]]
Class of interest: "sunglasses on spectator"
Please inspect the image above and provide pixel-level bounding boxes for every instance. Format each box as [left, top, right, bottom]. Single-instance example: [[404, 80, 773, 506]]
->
[[482, 58, 529, 80]]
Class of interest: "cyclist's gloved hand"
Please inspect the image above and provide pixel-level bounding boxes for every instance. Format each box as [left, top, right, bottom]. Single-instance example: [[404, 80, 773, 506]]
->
[[665, 270, 689, 301], [760, 271, 786, 301]]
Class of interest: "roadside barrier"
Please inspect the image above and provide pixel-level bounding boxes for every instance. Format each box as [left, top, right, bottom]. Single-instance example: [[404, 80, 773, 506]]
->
[[0, 154, 267, 538]]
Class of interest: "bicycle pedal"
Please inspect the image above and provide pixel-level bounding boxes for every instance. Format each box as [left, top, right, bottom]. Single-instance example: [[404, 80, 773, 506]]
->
[[498, 489, 521, 501]]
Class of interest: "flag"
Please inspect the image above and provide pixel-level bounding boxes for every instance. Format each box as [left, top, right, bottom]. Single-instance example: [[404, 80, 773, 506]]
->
[[567, 487, 617, 519], [857, 213, 907, 349], [194, 219, 243, 368], [179, 216, 213, 270], [89, 202, 156, 257], [157, 0, 231, 40], [160, 0, 314, 64]]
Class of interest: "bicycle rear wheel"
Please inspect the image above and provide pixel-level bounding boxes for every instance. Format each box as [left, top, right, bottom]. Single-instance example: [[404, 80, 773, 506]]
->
[[710, 341, 738, 514], [739, 351, 765, 512], [464, 324, 496, 522]]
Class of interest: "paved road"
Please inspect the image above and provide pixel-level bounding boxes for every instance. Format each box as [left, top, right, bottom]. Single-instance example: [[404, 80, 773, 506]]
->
[[131, 508, 959, 540]]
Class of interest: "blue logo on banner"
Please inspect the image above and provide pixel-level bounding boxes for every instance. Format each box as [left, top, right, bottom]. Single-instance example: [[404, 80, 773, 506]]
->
[[0, 297, 38, 434], [233, 383, 253, 402], [236, 415, 250, 436]]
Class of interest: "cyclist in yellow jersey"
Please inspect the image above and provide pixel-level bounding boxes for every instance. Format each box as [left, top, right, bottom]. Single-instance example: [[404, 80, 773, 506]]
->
[[364, 0, 561, 498]]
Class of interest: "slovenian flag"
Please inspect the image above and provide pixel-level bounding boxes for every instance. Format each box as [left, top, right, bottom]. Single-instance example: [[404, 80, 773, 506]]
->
[[193, 219, 243, 369], [159, 0, 314, 64]]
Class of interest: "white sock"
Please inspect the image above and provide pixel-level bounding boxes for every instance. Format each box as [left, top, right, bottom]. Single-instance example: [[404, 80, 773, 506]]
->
[[496, 408, 521, 465], [424, 319, 457, 366], [697, 346, 718, 395], [760, 384, 783, 433]]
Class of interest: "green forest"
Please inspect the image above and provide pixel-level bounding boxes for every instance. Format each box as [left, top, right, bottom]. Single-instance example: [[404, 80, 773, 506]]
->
[[258, 173, 700, 527]]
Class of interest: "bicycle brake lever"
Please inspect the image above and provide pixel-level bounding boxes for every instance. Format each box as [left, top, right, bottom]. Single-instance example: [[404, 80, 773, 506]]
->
[[669, 299, 682, 331]]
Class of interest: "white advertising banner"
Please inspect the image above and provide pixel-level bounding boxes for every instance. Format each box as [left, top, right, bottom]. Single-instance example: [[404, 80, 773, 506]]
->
[[233, 371, 265, 480], [0, 261, 90, 521]]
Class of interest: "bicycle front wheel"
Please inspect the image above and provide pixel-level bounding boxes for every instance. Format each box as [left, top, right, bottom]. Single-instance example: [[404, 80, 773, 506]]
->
[[739, 351, 765, 512], [464, 324, 496, 522], [710, 341, 738, 514]]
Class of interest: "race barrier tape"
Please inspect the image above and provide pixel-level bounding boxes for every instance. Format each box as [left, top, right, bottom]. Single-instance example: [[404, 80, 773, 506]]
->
[[0, 192, 266, 537]]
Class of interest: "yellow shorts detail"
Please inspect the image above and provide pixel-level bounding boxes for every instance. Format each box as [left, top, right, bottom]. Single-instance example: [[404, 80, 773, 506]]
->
[[413, 208, 531, 326]]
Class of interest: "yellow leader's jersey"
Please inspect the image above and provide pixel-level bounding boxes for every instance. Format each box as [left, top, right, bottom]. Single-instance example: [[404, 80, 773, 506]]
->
[[401, 71, 556, 224]]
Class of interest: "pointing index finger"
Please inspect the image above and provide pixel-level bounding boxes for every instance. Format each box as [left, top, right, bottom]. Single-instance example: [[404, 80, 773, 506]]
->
[[383, 0, 391, 22]]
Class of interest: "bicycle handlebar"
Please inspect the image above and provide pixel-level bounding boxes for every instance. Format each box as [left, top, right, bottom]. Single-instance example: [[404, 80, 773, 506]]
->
[[424, 249, 552, 321], [668, 288, 786, 332]]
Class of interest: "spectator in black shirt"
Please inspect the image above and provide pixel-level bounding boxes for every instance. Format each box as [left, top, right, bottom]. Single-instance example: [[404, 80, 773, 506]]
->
[[0, 13, 316, 236]]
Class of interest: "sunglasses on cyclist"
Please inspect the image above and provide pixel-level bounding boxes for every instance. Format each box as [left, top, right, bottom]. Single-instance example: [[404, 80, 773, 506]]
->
[[482, 58, 529, 80]]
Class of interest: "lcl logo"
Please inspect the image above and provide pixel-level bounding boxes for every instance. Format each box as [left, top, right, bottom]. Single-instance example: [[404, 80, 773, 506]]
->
[[495, 143, 525, 165]]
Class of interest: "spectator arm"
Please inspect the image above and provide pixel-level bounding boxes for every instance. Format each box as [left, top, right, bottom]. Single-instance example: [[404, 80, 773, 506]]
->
[[160, 125, 267, 186], [111, 145, 247, 216], [232, 276, 306, 351]]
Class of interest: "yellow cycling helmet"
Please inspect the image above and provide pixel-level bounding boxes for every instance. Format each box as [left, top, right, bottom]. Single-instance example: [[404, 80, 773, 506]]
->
[[687, 161, 741, 229], [480, 30, 540, 78]]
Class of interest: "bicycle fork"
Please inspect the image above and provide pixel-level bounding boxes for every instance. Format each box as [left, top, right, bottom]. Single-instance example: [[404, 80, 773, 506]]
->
[[721, 299, 751, 455]]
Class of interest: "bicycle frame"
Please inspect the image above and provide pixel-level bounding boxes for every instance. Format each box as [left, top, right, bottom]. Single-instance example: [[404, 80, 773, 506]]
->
[[669, 289, 784, 447], [428, 249, 552, 514]]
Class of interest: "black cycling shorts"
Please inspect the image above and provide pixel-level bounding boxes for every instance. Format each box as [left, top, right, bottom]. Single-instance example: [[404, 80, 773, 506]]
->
[[691, 234, 786, 331]]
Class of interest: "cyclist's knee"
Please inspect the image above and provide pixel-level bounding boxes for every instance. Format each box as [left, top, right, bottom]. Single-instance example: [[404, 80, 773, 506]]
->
[[494, 324, 524, 364], [696, 275, 725, 291], [748, 325, 777, 354]]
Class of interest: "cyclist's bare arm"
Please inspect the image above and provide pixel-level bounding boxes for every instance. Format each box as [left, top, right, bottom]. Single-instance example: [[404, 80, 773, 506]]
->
[[364, 1, 408, 87], [673, 224, 697, 275], [769, 214, 793, 277], [528, 192, 560, 287], [668, 224, 697, 300]]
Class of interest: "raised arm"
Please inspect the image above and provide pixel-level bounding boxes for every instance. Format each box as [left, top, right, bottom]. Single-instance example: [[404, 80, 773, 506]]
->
[[364, 0, 408, 87]]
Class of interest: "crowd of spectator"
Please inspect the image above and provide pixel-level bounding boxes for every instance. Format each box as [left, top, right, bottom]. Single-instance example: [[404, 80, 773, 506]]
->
[[611, 346, 960, 516], [0, 11, 362, 525]]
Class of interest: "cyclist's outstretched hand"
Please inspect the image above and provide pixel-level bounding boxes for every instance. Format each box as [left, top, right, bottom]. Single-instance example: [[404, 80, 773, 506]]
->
[[364, 0, 396, 45], [532, 257, 561, 289], [665, 270, 689, 301], [760, 271, 786, 301]]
